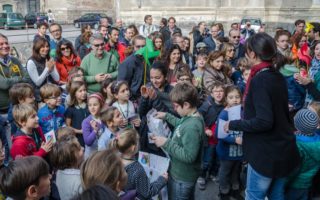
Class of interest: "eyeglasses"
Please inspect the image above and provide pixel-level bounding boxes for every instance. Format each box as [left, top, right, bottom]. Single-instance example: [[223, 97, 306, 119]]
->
[[135, 45, 145, 49], [61, 47, 70, 51], [232, 36, 240, 39], [93, 43, 105, 48], [228, 49, 236, 52]]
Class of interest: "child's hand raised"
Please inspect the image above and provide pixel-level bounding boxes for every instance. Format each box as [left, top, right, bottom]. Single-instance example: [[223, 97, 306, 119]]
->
[[120, 118, 128, 128], [140, 85, 149, 98], [41, 140, 53, 153], [205, 129, 213, 137], [90, 120, 99, 132], [131, 118, 141, 127]]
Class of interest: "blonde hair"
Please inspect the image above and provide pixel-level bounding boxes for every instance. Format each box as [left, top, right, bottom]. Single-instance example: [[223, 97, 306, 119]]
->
[[109, 128, 139, 154], [40, 83, 61, 100], [9, 83, 34, 105], [81, 149, 127, 191], [12, 104, 37, 127]]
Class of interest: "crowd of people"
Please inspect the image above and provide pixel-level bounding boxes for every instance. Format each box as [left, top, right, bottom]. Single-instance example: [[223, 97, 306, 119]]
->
[[0, 14, 319, 200]]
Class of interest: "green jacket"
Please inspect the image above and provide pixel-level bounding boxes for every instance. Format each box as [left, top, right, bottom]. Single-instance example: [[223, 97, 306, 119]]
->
[[0, 57, 29, 110], [81, 51, 119, 93], [287, 134, 320, 189], [163, 112, 205, 182]]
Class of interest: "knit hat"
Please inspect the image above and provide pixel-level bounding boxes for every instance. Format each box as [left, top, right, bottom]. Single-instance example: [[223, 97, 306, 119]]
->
[[196, 42, 207, 48], [294, 109, 319, 135]]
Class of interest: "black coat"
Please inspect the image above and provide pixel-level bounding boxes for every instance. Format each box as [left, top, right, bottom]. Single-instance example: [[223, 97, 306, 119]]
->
[[229, 67, 301, 178], [118, 54, 148, 100]]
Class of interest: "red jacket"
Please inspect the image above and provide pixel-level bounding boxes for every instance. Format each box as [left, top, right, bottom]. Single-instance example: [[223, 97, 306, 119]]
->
[[104, 42, 126, 63], [10, 127, 47, 160], [56, 54, 81, 83]]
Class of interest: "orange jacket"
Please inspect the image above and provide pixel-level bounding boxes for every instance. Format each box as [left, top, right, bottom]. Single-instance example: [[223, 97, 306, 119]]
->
[[56, 54, 81, 82]]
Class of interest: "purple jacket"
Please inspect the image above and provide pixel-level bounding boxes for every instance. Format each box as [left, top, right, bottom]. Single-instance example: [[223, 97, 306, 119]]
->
[[81, 115, 102, 146]]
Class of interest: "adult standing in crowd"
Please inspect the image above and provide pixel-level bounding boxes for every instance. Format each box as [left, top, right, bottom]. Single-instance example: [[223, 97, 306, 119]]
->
[[240, 20, 255, 41], [49, 23, 68, 57], [139, 15, 158, 38], [193, 22, 208, 54], [81, 34, 119, 94], [228, 29, 245, 62], [204, 24, 221, 53], [293, 19, 306, 35], [26, 37, 59, 102], [97, 25, 109, 43], [115, 18, 125, 40], [119, 26, 135, 47], [0, 33, 29, 113], [75, 25, 92, 53], [105, 27, 126, 63], [160, 17, 182, 43], [55, 40, 81, 84], [117, 35, 146, 100], [225, 33, 301, 199]]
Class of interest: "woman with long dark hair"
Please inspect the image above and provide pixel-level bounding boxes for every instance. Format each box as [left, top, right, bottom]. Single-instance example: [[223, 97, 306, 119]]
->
[[56, 40, 81, 85], [26, 37, 59, 102], [224, 33, 301, 199]]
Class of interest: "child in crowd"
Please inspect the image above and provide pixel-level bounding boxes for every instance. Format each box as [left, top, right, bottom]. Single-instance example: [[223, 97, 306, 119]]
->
[[8, 83, 36, 134], [197, 83, 225, 190], [237, 65, 251, 94], [71, 184, 119, 200], [65, 81, 90, 146], [80, 149, 130, 197], [50, 134, 84, 200], [81, 93, 105, 158], [11, 104, 52, 159], [64, 67, 85, 107], [33, 22, 50, 43], [111, 81, 141, 128], [151, 83, 204, 199], [38, 83, 65, 134], [99, 106, 124, 150], [286, 109, 320, 200], [0, 156, 51, 200], [111, 128, 167, 200], [57, 126, 76, 141], [176, 68, 194, 85], [216, 86, 243, 200], [192, 53, 207, 89], [100, 78, 115, 106]]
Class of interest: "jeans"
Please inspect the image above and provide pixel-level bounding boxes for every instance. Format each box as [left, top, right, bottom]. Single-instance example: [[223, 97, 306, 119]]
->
[[201, 144, 219, 178], [285, 188, 309, 200], [168, 176, 195, 200], [246, 164, 286, 200], [218, 160, 242, 194]]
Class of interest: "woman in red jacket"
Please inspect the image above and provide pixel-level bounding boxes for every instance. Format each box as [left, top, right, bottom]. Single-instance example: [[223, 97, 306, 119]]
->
[[56, 40, 81, 85]]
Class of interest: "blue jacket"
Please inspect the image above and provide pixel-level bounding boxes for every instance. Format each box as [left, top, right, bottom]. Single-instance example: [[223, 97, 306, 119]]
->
[[203, 37, 217, 53], [285, 76, 306, 111], [38, 104, 65, 134], [216, 109, 243, 160]]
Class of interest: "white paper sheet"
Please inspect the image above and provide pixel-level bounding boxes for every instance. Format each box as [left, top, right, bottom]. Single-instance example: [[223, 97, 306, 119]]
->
[[218, 119, 229, 139], [227, 105, 241, 121]]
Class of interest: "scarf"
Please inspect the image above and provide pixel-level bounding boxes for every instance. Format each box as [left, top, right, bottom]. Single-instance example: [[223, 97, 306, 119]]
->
[[243, 61, 272, 102]]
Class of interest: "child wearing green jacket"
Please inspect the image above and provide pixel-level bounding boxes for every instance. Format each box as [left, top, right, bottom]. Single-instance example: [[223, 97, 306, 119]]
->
[[151, 82, 205, 200]]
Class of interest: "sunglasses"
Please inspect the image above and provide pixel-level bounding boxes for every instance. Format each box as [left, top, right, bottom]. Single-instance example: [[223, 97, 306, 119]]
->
[[61, 47, 70, 51], [228, 49, 236, 52], [232, 36, 240, 39], [93, 43, 105, 48], [135, 45, 145, 49]]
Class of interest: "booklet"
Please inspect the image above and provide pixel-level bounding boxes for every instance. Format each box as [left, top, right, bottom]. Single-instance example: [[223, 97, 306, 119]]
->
[[44, 129, 56, 143], [138, 151, 170, 183]]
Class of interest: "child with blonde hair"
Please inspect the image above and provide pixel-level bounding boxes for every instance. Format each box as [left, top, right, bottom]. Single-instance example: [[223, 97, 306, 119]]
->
[[110, 128, 167, 200]]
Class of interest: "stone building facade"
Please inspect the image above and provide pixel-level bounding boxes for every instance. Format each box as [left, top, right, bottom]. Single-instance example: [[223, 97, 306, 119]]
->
[[0, 0, 40, 15]]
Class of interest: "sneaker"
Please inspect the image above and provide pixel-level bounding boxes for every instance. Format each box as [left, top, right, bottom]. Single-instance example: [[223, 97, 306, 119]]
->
[[230, 189, 244, 200], [197, 177, 206, 190]]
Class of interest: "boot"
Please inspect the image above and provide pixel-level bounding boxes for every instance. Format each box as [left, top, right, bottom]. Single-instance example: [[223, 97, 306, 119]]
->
[[230, 189, 244, 200]]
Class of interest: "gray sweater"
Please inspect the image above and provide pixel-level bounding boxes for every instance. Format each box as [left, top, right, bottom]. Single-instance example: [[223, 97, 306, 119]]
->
[[55, 169, 83, 200]]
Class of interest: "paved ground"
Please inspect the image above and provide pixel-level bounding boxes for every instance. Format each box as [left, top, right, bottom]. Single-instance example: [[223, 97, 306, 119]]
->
[[195, 179, 221, 200]]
